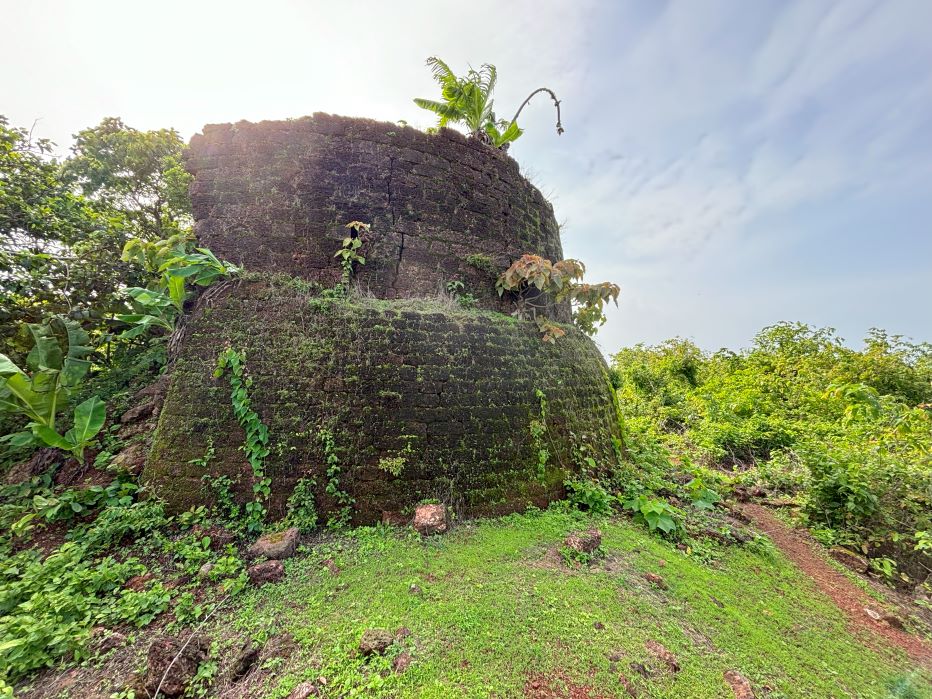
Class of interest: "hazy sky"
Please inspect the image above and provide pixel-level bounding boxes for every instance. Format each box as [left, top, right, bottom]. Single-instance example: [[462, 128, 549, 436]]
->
[[5, 0, 931, 354]]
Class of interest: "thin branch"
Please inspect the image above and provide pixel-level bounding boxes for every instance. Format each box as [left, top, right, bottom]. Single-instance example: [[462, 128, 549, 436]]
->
[[509, 88, 564, 136], [151, 594, 230, 698]]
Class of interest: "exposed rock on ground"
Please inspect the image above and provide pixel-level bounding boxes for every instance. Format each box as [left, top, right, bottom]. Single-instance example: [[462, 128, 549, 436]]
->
[[382, 510, 410, 526], [359, 629, 395, 656], [413, 504, 448, 535], [248, 527, 300, 560], [288, 680, 320, 698], [564, 529, 602, 554], [724, 669, 755, 698], [231, 641, 260, 680], [90, 627, 126, 654], [248, 560, 285, 586], [110, 442, 147, 475], [4, 448, 58, 485], [120, 400, 156, 424], [643, 572, 667, 590], [830, 547, 870, 574], [392, 652, 412, 673], [142, 635, 209, 697], [864, 607, 906, 631], [645, 640, 679, 673], [524, 671, 611, 698], [617, 673, 638, 697], [194, 524, 237, 550]]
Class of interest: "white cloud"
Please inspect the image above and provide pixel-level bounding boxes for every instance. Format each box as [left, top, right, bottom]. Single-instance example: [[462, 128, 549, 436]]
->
[[545, 0, 932, 266]]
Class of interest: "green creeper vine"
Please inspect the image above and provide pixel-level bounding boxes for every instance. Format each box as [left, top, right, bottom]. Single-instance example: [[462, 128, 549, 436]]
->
[[529, 388, 550, 481], [318, 426, 354, 529], [214, 347, 271, 533]]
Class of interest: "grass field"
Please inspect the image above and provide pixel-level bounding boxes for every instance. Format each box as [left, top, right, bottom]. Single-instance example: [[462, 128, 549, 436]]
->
[[210, 508, 930, 698]]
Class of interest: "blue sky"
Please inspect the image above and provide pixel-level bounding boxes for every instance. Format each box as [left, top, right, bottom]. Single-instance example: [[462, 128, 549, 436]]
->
[[5, 0, 931, 354]]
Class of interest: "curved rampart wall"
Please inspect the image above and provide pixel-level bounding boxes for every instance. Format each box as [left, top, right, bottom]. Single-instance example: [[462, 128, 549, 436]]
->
[[144, 280, 622, 521], [187, 114, 568, 318]]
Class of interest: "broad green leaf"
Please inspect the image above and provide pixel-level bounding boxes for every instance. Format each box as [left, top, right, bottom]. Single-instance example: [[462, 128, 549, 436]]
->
[[167, 274, 186, 310], [126, 286, 173, 309], [163, 264, 202, 279], [0, 353, 24, 377], [33, 425, 72, 450], [60, 357, 92, 388], [59, 316, 93, 358], [69, 396, 106, 445], [26, 321, 63, 371], [0, 430, 36, 448], [1, 373, 48, 423]]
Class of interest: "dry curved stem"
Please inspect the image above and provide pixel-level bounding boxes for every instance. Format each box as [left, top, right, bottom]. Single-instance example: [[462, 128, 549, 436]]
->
[[509, 87, 564, 135], [150, 594, 231, 698]]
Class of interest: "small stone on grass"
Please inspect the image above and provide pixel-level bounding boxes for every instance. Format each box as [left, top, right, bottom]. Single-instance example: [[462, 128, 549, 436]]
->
[[359, 629, 395, 656], [248, 560, 285, 586], [564, 528, 602, 554]]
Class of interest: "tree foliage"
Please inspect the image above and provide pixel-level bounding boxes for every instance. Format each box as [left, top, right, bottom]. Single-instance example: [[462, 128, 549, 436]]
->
[[0, 117, 127, 352], [613, 323, 932, 586], [63, 117, 192, 240], [0, 116, 193, 359]]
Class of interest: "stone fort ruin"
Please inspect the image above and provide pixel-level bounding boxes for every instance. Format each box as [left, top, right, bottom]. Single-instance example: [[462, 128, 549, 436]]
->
[[143, 114, 621, 522]]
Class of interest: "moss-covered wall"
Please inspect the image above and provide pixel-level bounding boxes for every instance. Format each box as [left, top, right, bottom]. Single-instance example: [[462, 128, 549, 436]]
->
[[186, 113, 568, 319], [144, 279, 621, 522]]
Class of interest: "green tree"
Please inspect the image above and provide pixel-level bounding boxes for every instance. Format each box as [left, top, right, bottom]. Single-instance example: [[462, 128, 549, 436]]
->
[[63, 117, 192, 240], [0, 116, 128, 356]]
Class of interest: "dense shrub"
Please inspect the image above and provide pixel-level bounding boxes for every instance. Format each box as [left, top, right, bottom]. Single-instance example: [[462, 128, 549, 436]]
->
[[612, 322, 932, 586]]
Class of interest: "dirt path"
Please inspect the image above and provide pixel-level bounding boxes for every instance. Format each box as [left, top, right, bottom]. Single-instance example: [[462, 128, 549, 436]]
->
[[742, 503, 932, 669]]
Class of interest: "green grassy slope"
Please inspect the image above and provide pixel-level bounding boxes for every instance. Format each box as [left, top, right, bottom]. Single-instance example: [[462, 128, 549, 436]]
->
[[218, 509, 930, 698]]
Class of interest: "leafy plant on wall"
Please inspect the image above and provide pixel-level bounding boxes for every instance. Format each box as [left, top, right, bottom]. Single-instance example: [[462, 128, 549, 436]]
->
[[214, 347, 271, 533], [334, 221, 370, 290], [496, 254, 619, 342], [414, 57, 563, 149], [115, 236, 239, 339]]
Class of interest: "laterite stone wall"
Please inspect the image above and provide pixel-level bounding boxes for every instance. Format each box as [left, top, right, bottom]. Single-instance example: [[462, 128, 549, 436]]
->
[[146, 114, 622, 520], [144, 280, 622, 522], [187, 114, 568, 319]]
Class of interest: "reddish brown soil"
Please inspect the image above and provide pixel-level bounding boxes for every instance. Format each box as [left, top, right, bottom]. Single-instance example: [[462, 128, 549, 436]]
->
[[13, 520, 69, 556], [742, 503, 932, 668], [524, 672, 610, 698], [54, 457, 110, 488]]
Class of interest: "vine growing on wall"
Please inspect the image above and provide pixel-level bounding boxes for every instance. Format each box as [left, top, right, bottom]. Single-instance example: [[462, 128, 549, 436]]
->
[[529, 389, 550, 481], [318, 425, 355, 529], [214, 347, 271, 533]]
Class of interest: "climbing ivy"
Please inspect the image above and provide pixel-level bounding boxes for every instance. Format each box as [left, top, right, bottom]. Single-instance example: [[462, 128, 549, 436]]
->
[[529, 388, 550, 481], [318, 426, 354, 529], [214, 348, 271, 533]]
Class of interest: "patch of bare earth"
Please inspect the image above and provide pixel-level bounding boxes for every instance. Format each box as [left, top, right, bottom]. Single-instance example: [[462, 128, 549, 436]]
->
[[742, 503, 932, 668], [524, 671, 611, 699]]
